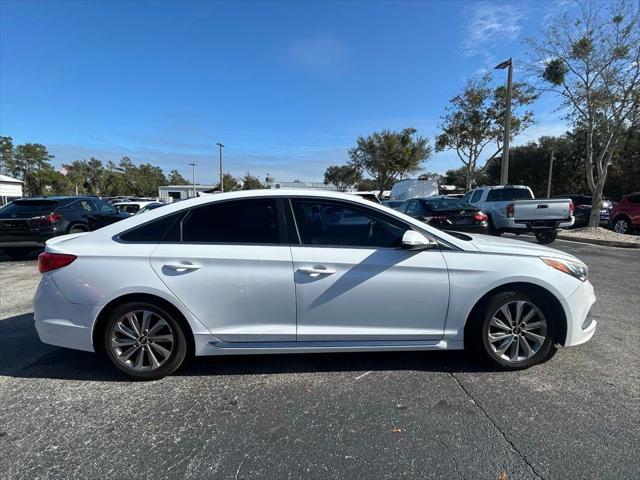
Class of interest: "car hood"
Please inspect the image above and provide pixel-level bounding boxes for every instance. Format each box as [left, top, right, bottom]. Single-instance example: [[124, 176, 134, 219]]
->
[[463, 233, 581, 262]]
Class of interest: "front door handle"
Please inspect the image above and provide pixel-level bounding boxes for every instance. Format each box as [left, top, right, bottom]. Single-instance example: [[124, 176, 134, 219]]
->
[[164, 262, 201, 272], [297, 265, 336, 276]]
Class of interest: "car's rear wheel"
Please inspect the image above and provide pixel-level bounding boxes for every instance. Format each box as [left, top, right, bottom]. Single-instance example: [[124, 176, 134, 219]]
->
[[469, 291, 557, 370], [486, 216, 502, 236], [535, 230, 557, 244], [103, 302, 187, 380], [2, 247, 33, 260], [69, 224, 88, 234], [613, 217, 630, 234]]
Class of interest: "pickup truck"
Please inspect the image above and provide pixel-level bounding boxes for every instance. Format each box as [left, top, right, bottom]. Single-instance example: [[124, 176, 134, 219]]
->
[[462, 185, 574, 244]]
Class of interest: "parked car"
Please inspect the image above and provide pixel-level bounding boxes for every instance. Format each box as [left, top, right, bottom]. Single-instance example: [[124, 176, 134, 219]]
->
[[113, 201, 158, 215], [33, 190, 595, 380], [134, 202, 166, 215], [609, 192, 640, 234], [463, 186, 574, 244], [551, 194, 612, 228], [0, 196, 128, 259], [397, 196, 488, 234]]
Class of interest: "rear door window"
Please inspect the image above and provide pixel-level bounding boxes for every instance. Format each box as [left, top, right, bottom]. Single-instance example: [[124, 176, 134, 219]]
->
[[181, 198, 280, 244], [471, 190, 483, 203]]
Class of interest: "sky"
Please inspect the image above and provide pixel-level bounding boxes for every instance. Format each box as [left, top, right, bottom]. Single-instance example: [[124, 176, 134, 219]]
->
[[0, 0, 573, 184]]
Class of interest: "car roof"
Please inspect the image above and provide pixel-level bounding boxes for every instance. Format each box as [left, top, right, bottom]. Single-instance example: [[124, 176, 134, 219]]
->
[[16, 196, 96, 202]]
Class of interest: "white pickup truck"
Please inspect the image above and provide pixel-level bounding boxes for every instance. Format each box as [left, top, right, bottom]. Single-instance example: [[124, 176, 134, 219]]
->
[[463, 185, 574, 244]]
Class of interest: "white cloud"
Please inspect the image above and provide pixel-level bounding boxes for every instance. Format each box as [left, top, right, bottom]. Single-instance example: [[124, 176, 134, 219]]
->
[[462, 1, 528, 58], [289, 34, 348, 72]]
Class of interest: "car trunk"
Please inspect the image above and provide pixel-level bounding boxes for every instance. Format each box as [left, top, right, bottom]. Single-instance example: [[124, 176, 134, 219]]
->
[[429, 208, 479, 225], [0, 200, 58, 233]]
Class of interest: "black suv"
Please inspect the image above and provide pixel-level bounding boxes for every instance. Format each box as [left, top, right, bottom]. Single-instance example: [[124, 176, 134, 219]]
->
[[0, 196, 128, 259]]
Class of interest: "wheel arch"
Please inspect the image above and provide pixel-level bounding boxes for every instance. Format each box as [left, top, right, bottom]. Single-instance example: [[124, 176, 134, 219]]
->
[[92, 293, 196, 357], [464, 281, 567, 346]]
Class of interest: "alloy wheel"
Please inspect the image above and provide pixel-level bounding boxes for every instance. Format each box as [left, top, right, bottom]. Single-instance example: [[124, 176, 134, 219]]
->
[[614, 219, 629, 234], [109, 310, 175, 371], [487, 300, 548, 363]]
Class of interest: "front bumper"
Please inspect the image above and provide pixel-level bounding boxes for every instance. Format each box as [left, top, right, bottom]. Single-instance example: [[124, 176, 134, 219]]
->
[[33, 275, 96, 352], [561, 280, 597, 347]]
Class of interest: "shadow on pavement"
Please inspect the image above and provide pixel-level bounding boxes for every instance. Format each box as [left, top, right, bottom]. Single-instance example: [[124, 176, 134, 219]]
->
[[1, 312, 497, 382], [0, 247, 42, 263]]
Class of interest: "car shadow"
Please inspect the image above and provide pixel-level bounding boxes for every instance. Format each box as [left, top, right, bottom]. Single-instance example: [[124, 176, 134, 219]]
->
[[0, 247, 42, 263], [1, 312, 498, 382]]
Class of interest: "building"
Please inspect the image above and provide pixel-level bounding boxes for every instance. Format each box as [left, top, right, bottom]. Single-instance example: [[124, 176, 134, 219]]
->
[[0, 174, 23, 205], [158, 184, 218, 202]]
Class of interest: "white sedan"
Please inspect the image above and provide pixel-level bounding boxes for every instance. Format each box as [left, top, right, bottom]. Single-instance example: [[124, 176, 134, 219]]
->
[[33, 190, 596, 380]]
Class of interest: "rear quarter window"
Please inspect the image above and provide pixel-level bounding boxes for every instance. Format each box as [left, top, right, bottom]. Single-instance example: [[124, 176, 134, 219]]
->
[[118, 212, 182, 243]]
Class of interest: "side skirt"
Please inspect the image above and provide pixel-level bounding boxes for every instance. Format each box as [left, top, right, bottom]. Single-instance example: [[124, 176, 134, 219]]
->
[[193, 335, 463, 356]]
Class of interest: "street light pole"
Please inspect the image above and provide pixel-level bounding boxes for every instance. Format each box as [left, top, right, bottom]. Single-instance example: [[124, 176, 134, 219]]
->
[[216, 143, 224, 193], [495, 58, 513, 185], [546, 150, 555, 198], [188, 163, 196, 198]]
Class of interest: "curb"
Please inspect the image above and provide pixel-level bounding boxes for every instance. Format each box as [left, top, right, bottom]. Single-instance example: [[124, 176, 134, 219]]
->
[[556, 234, 640, 248]]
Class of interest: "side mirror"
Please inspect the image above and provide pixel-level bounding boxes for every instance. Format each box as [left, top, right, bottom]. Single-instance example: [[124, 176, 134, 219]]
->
[[401, 230, 435, 250]]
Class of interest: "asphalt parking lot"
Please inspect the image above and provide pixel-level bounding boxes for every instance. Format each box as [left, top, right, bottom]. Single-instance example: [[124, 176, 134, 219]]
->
[[0, 239, 638, 480]]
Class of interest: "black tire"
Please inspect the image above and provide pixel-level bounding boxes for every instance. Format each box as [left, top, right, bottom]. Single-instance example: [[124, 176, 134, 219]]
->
[[612, 217, 631, 235], [2, 247, 33, 260], [467, 290, 557, 370], [68, 224, 89, 234], [102, 301, 188, 380], [535, 230, 557, 244], [487, 216, 502, 236]]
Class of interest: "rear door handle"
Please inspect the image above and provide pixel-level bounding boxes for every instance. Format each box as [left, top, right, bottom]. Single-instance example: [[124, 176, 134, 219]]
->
[[164, 262, 201, 272], [297, 265, 336, 276]]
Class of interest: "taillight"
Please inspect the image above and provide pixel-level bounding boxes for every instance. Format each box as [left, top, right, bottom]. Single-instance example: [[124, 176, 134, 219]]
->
[[38, 252, 77, 273], [506, 203, 514, 218], [474, 211, 488, 222], [569, 201, 575, 215], [46, 213, 62, 223]]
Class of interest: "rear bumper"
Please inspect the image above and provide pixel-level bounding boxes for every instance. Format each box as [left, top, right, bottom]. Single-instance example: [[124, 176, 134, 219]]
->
[[33, 275, 95, 352], [500, 216, 575, 230], [0, 230, 57, 247], [561, 280, 597, 347]]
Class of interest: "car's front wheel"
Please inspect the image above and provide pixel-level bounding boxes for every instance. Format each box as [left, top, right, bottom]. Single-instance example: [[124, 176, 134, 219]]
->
[[103, 302, 188, 380], [469, 291, 557, 370]]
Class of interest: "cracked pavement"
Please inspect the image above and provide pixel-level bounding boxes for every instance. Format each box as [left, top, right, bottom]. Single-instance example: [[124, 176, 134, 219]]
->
[[0, 239, 638, 479]]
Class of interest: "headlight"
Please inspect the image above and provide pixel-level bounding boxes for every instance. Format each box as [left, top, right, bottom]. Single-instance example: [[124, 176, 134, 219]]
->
[[541, 257, 588, 282]]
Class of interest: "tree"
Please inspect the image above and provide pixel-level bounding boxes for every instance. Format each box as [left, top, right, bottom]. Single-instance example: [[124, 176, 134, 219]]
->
[[348, 128, 431, 197], [323, 165, 360, 192], [134, 163, 167, 196], [217, 173, 240, 192], [527, 0, 640, 226], [62, 160, 89, 195], [241, 173, 263, 190], [14, 144, 55, 195], [0, 136, 13, 175], [436, 74, 537, 191], [168, 169, 189, 185]]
